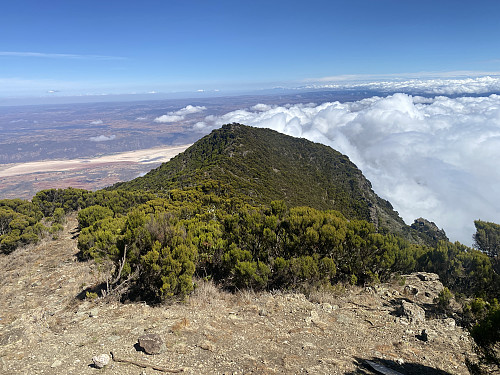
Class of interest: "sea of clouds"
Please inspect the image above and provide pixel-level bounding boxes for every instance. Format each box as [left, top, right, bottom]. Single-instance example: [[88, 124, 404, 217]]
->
[[195, 93, 500, 245], [304, 75, 500, 96]]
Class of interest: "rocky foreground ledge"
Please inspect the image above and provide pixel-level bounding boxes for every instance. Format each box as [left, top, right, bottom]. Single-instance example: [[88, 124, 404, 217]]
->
[[0, 216, 475, 374]]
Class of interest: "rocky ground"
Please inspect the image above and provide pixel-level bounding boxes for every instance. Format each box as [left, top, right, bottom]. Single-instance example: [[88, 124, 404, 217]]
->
[[0, 215, 476, 374]]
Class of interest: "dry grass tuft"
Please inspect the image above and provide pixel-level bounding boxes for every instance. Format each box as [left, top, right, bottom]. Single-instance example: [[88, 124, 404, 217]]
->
[[234, 287, 259, 306], [307, 284, 347, 304], [189, 278, 230, 307], [171, 317, 190, 333]]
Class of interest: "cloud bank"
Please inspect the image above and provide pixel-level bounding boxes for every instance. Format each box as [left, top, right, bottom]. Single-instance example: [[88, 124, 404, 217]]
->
[[197, 94, 500, 245], [303, 76, 500, 96], [154, 105, 206, 123]]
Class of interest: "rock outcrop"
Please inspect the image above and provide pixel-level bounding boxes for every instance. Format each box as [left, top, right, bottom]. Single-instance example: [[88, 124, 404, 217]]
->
[[138, 333, 166, 355]]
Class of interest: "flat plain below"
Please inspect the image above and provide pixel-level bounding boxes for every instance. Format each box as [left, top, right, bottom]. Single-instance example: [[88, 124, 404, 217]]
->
[[0, 145, 190, 199]]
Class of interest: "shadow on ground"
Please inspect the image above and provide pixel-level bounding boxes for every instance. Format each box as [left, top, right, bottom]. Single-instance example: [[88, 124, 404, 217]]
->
[[76, 282, 107, 300], [346, 357, 455, 375]]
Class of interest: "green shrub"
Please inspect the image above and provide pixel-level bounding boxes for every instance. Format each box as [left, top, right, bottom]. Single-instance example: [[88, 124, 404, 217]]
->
[[0, 202, 45, 253], [52, 207, 65, 224], [77, 216, 125, 261], [49, 223, 64, 239], [78, 205, 114, 229], [470, 303, 500, 371], [465, 298, 489, 321], [349, 274, 358, 285], [435, 287, 453, 312], [222, 244, 252, 271], [233, 260, 270, 290], [0, 231, 21, 253], [141, 241, 197, 299]]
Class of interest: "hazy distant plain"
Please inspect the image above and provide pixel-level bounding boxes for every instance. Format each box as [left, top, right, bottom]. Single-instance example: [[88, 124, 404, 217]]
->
[[0, 91, 363, 199]]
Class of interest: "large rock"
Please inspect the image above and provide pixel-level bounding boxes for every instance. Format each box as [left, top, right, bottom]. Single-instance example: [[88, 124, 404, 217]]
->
[[410, 218, 448, 246], [415, 272, 440, 281], [399, 300, 426, 323], [138, 333, 166, 355], [401, 272, 445, 303]]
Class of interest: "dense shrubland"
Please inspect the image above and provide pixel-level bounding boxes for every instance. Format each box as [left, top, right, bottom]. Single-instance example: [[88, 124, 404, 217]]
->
[[0, 188, 155, 254], [70, 187, 499, 303], [3, 186, 498, 306], [0, 198, 45, 252], [112, 124, 415, 242]]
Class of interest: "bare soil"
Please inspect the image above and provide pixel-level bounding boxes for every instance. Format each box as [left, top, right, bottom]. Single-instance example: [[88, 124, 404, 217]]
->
[[0, 215, 476, 374], [0, 145, 190, 178], [0, 145, 190, 200]]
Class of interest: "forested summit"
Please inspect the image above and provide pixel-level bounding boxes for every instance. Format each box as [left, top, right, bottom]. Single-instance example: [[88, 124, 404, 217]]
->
[[112, 123, 436, 244]]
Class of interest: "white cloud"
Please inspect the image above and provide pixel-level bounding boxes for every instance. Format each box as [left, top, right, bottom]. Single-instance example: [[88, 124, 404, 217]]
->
[[202, 94, 500, 245], [89, 134, 116, 142], [303, 76, 500, 96], [154, 114, 184, 123], [193, 121, 208, 130], [175, 105, 207, 116], [154, 105, 207, 123], [252, 104, 272, 111], [90, 120, 103, 125]]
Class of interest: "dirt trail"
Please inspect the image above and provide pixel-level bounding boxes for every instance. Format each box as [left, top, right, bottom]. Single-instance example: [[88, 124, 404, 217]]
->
[[0, 217, 475, 374]]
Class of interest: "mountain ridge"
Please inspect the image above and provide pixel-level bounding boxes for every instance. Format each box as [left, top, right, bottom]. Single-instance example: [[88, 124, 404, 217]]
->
[[113, 123, 436, 243]]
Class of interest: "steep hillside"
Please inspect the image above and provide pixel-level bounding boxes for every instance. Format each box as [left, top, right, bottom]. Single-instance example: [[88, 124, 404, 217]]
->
[[113, 123, 412, 238]]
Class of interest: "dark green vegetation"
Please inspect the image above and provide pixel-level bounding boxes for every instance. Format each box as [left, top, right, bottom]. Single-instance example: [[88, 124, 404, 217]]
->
[[0, 188, 156, 254], [2, 123, 499, 372], [75, 191, 498, 301], [467, 298, 500, 372], [113, 123, 426, 242], [0, 199, 45, 252], [466, 220, 500, 372], [474, 220, 500, 274]]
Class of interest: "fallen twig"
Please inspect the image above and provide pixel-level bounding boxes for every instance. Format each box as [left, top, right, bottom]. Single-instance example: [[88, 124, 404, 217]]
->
[[110, 351, 184, 373], [346, 301, 381, 311], [111, 245, 128, 285]]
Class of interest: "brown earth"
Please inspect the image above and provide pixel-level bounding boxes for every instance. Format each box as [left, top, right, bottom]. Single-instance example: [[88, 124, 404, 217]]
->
[[0, 215, 476, 374], [0, 145, 190, 200]]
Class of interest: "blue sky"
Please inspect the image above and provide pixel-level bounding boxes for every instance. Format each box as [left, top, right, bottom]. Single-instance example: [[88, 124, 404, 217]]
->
[[2, 0, 500, 98]]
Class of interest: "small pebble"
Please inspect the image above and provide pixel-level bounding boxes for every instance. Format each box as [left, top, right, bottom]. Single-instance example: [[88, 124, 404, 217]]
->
[[50, 360, 62, 368], [92, 353, 110, 369]]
